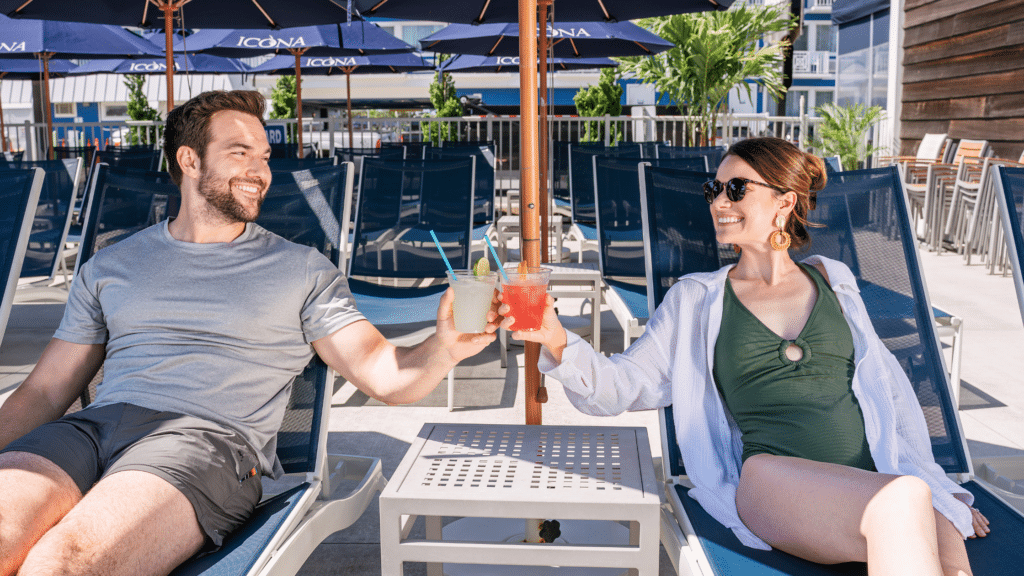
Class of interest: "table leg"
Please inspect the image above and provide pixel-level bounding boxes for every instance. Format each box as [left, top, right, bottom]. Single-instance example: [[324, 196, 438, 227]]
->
[[426, 516, 443, 576], [592, 282, 601, 354], [379, 501, 405, 576]]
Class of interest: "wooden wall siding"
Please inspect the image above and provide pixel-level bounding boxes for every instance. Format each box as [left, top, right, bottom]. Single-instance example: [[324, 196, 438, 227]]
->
[[901, 0, 1024, 159]]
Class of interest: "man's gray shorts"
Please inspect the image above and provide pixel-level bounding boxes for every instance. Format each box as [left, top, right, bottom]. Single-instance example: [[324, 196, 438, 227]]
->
[[1, 402, 263, 547]]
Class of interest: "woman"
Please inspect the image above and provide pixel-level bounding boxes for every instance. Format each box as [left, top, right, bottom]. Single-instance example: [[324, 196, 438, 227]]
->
[[504, 137, 988, 575]]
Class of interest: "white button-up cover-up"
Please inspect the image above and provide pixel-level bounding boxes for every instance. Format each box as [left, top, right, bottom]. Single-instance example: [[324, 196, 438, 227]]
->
[[539, 255, 973, 549]]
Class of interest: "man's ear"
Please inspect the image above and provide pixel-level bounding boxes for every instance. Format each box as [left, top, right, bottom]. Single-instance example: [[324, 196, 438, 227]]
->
[[177, 146, 201, 181]]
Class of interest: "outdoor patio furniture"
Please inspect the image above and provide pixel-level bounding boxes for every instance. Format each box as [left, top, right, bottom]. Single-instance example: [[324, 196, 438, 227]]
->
[[379, 423, 660, 575], [94, 147, 163, 172], [426, 143, 497, 234], [911, 139, 991, 252], [994, 165, 1024, 328], [381, 141, 431, 160], [0, 166, 44, 348], [944, 157, 1024, 265], [70, 162, 385, 576], [268, 157, 337, 173], [12, 159, 81, 284], [348, 156, 476, 410], [594, 157, 712, 351], [824, 155, 842, 173], [647, 166, 1024, 576], [567, 143, 642, 262], [270, 143, 316, 159], [656, 145, 726, 170]]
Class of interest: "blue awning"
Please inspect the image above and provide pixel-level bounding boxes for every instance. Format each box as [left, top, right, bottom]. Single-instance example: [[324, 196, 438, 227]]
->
[[832, 0, 889, 25]]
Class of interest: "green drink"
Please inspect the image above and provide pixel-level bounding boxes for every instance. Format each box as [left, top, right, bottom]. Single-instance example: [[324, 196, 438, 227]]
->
[[447, 270, 497, 333]]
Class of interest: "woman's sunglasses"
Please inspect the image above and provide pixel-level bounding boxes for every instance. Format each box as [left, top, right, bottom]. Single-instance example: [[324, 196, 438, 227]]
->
[[703, 177, 786, 204]]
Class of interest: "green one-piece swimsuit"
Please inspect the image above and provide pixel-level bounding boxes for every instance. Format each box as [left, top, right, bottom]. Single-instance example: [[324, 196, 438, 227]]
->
[[713, 263, 875, 471]]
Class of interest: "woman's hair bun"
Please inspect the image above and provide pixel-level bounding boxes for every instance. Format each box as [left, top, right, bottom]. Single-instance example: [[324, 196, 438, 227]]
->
[[805, 152, 827, 191]]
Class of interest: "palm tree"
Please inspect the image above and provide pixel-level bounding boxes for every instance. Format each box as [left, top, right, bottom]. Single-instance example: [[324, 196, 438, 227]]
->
[[811, 103, 887, 170], [620, 4, 794, 145]]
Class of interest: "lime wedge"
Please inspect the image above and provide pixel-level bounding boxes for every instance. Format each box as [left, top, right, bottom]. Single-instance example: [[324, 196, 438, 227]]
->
[[472, 257, 491, 276]]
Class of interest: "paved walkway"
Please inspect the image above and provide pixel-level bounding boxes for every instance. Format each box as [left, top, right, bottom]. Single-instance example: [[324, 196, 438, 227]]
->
[[1, 246, 1022, 575]]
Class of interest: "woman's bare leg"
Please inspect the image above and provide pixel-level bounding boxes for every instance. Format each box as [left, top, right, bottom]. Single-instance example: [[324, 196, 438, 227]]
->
[[736, 454, 971, 576]]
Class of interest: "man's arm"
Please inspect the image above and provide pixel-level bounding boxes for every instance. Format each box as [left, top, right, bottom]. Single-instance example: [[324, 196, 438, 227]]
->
[[0, 339, 105, 449], [312, 287, 505, 405]]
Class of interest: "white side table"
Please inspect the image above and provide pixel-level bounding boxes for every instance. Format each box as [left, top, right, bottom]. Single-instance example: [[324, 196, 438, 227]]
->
[[379, 423, 660, 576]]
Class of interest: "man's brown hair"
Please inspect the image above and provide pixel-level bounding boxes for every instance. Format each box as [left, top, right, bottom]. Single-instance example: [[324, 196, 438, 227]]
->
[[163, 90, 266, 186]]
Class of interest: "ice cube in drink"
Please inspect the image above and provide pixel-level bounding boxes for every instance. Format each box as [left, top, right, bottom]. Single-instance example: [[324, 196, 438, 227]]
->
[[447, 271, 497, 333]]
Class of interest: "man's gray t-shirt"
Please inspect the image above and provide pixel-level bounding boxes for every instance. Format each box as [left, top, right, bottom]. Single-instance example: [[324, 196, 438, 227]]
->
[[55, 221, 365, 477]]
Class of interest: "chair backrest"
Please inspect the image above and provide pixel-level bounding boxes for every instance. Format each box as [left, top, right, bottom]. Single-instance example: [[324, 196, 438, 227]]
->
[[268, 157, 336, 173], [270, 143, 315, 159], [824, 155, 843, 173], [657, 145, 727, 170], [426, 144, 496, 225], [257, 164, 354, 270], [53, 145, 96, 163], [994, 166, 1024, 328], [382, 141, 430, 160], [952, 139, 990, 164], [917, 133, 949, 161], [3, 150, 25, 162], [647, 166, 971, 479], [552, 141, 600, 203], [13, 158, 81, 279], [0, 167, 44, 348], [637, 141, 665, 159], [75, 164, 337, 476], [349, 157, 475, 279], [594, 157, 710, 278], [569, 144, 642, 225], [95, 148, 163, 172], [74, 166, 182, 278], [440, 140, 493, 149]]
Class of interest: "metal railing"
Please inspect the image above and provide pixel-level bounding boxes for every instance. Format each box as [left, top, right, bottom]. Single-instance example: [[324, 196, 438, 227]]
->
[[2, 112, 833, 167]]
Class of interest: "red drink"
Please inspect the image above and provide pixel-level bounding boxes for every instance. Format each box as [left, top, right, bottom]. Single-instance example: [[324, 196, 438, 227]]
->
[[500, 266, 551, 331]]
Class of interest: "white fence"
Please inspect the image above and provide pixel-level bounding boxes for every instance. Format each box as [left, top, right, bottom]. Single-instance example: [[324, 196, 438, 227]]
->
[[2, 111, 840, 168]]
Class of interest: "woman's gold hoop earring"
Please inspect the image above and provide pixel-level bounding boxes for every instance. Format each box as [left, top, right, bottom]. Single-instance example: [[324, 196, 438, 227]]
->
[[769, 214, 791, 251]]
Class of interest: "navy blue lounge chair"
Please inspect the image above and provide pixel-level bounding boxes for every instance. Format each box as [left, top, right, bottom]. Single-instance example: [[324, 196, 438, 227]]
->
[[593, 157, 712, 350], [568, 143, 642, 261], [641, 165, 1024, 576], [73, 163, 385, 576], [348, 156, 476, 410], [0, 167, 45, 348], [994, 166, 1024, 328], [11, 159, 82, 284]]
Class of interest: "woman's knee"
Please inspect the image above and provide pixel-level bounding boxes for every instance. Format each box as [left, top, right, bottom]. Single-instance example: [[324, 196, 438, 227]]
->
[[862, 475, 934, 532]]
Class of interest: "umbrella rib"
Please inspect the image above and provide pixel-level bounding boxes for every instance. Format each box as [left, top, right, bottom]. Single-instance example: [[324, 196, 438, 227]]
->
[[595, 0, 612, 21], [248, 0, 279, 28], [369, 0, 390, 12], [487, 36, 504, 57], [476, 0, 492, 24], [13, 0, 35, 14], [633, 40, 652, 54], [569, 38, 579, 58]]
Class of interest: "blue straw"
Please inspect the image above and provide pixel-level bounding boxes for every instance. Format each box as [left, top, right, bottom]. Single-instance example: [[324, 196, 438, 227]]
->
[[430, 230, 455, 276], [484, 236, 511, 282]]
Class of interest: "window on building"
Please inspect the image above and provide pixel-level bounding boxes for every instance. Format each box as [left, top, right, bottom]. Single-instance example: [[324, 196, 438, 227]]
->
[[54, 103, 76, 117], [816, 24, 837, 52], [402, 25, 444, 48], [786, 90, 809, 116], [103, 104, 129, 119]]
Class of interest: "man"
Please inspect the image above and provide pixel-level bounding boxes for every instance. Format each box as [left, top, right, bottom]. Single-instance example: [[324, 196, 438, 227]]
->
[[0, 91, 503, 575]]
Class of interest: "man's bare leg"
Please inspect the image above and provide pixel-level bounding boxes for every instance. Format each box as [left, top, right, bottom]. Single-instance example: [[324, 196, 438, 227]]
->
[[19, 470, 204, 576], [0, 452, 82, 576]]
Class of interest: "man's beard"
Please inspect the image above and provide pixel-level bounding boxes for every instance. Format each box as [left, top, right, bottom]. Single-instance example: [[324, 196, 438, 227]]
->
[[197, 169, 267, 224]]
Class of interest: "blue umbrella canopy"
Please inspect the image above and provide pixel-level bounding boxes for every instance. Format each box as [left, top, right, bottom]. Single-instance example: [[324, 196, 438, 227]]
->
[[0, 14, 160, 59], [70, 54, 250, 75], [351, 0, 733, 24], [176, 21, 413, 58], [0, 58, 75, 77], [440, 54, 617, 73], [421, 21, 673, 58]]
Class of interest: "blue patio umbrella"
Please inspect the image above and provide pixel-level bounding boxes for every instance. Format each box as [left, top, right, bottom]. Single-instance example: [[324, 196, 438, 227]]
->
[[250, 53, 430, 149], [421, 21, 673, 58], [176, 22, 414, 154], [351, 0, 733, 23], [0, 58, 75, 152], [70, 53, 250, 75], [0, 14, 162, 158], [0, 0, 363, 108], [440, 54, 617, 73]]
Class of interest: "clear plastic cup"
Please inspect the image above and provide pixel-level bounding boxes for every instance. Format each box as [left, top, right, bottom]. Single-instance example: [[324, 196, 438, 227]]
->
[[499, 266, 551, 331], [447, 271, 498, 333]]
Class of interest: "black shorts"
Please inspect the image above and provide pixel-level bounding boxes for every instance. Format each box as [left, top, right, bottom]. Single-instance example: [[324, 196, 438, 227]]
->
[[1, 402, 263, 546]]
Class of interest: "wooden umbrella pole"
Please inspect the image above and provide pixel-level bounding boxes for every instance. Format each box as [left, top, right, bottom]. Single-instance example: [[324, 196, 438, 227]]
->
[[538, 0, 552, 265], [290, 49, 308, 158], [41, 54, 53, 160], [519, 0, 542, 425], [162, 2, 176, 109]]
